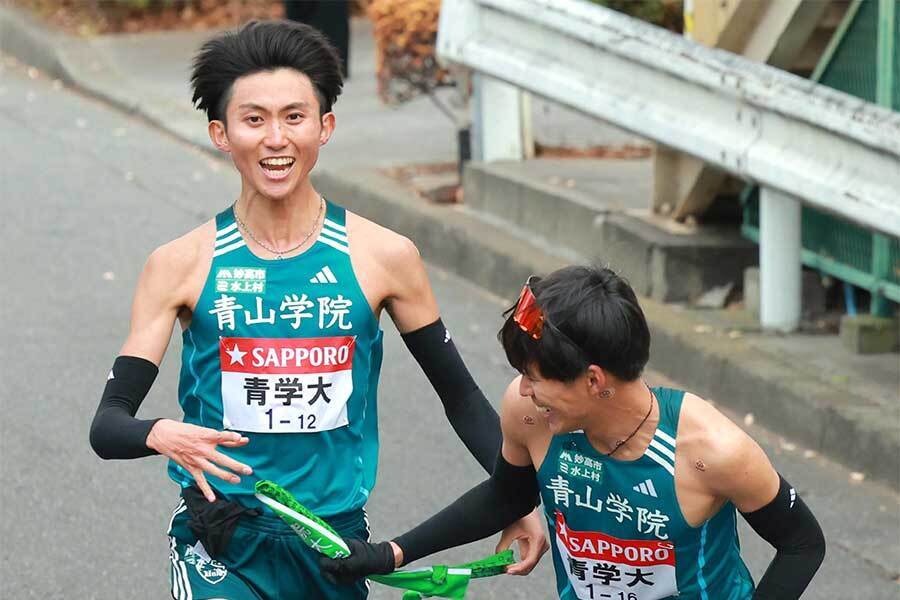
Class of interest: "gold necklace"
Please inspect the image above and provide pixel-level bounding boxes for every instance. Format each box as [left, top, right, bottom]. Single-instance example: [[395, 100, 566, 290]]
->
[[234, 196, 324, 260]]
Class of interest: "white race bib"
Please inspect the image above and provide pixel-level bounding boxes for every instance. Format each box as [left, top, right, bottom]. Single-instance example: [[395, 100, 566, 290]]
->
[[554, 511, 678, 600], [219, 336, 355, 433]]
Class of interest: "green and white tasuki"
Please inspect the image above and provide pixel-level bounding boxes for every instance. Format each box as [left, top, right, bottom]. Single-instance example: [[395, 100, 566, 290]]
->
[[368, 550, 516, 599], [254, 480, 516, 599], [254, 480, 351, 558]]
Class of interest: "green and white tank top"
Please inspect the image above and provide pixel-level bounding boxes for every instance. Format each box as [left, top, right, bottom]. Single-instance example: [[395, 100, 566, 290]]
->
[[170, 201, 384, 517], [537, 387, 755, 600]]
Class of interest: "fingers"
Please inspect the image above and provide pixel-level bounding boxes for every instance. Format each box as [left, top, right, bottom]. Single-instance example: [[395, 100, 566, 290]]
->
[[193, 472, 216, 502], [198, 457, 241, 486], [319, 559, 338, 586], [318, 556, 355, 586], [216, 431, 249, 447], [210, 450, 253, 477], [494, 529, 516, 553], [505, 535, 550, 576]]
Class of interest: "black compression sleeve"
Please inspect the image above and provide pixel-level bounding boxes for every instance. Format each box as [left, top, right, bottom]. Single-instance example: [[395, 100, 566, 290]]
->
[[401, 319, 501, 473], [741, 475, 826, 599], [393, 453, 539, 565], [89, 356, 162, 459]]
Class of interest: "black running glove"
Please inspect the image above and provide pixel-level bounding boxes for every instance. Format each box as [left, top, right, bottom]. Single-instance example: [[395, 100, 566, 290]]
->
[[319, 539, 396, 584]]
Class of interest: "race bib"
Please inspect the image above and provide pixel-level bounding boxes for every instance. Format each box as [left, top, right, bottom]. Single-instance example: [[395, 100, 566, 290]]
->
[[555, 511, 678, 600], [219, 336, 355, 433]]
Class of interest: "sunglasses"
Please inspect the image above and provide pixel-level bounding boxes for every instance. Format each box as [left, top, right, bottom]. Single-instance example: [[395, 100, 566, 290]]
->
[[513, 277, 592, 367], [513, 276, 545, 339]]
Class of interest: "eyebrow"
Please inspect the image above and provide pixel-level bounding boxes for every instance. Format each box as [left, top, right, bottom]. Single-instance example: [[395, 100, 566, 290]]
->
[[236, 102, 310, 112]]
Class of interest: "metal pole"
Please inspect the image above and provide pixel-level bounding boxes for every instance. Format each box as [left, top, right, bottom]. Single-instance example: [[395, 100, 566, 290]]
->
[[473, 74, 525, 162], [871, 0, 896, 316], [760, 186, 802, 331]]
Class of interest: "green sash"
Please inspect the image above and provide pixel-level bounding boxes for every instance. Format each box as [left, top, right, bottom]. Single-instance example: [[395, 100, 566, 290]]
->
[[255, 481, 515, 598]]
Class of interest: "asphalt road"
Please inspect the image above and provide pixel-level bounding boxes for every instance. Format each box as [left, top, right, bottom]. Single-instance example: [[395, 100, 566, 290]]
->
[[1, 58, 898, 599]]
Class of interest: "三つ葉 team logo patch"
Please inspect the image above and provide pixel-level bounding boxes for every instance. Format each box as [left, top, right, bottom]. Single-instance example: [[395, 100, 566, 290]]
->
[[219, 336, 355, 433]]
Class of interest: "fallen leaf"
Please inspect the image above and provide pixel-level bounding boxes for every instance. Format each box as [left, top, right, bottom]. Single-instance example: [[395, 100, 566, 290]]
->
[[803, 450, 817, 459], [849, 472, 865, 483], [27, 67, 39, 79], [694, 325, 713, 334], [102, 272, 115, 281]]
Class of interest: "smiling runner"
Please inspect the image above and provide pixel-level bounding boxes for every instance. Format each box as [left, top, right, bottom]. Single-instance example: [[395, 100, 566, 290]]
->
[[321, 265, 826, 600], [89, 19, 546, 600]]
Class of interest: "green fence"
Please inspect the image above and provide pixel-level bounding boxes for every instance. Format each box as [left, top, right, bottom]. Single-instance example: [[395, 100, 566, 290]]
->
[[741, 0, 900, 313]]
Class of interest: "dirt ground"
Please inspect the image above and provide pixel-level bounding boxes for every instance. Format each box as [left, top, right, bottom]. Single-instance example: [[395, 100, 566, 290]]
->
[[11, 0, 287, 36]]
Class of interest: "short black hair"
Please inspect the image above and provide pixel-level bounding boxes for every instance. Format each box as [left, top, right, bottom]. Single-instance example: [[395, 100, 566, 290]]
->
[[191, 20, 343, 123], [499, 265, 650, 382]]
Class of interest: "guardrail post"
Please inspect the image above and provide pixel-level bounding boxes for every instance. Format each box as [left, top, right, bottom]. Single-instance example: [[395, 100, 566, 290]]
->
[[871, 0, 896, 316], [472, 73, 529, 161], [760, 187, 802, 331]]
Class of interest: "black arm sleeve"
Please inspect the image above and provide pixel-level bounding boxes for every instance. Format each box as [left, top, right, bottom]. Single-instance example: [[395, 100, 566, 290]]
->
[[741, 475, 826, 599], [89, 355, 162, 459], [401, 318, 501, 473], [392, 452, 539, 566]]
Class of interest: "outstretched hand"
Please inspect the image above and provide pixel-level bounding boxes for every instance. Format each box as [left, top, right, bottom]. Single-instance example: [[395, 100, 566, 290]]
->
[[146, 419, 252, 501], [495, 508, 550, 575], [319, 539, 400, 585]]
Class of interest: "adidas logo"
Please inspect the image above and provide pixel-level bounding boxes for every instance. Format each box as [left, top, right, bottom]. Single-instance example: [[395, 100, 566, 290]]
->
[[789, 487, 796, 508], [632, 479, 658, 498], [309, 266, 338, 284]]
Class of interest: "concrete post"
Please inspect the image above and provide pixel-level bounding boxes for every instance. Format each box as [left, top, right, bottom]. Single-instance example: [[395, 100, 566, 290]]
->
[[472, 73, 528, 162], [759, 186, 802, 332]]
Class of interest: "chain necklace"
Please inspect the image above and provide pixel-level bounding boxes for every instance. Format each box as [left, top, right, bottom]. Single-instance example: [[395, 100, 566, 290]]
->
[[234, 196, 324, 260], [605, 384, 655, 457]]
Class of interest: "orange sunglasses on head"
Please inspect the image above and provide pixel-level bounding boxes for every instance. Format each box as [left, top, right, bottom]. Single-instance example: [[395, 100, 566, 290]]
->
[[513, 276, 545, 339]]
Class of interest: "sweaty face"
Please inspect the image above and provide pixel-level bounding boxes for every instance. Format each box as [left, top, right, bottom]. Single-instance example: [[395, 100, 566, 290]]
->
[[217, 68, 333, 200], [519, 368, 589, 435]]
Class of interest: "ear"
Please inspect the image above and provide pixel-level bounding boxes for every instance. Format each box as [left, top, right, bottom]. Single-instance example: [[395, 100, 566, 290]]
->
[[208, 120, 230, 153], [319, 111, 336, 146], [585, 365, 608, 398]]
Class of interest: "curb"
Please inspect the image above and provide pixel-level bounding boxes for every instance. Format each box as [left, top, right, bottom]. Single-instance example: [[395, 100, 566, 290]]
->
[[0, 6, 216, 153], [4, 6, 897, 490], [0, 6, 66, 79]]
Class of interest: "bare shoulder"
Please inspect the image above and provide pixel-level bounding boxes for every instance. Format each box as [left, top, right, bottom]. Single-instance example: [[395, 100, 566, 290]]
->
[[142, 219, 216, 303], [344, 210, 434, 329], [677, 393, 751, 465], [345, 211, 420, 271], [678, 392, 777, 508], [500, 376, 551, 447]]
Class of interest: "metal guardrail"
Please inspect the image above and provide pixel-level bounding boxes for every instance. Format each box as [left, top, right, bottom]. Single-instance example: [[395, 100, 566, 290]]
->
[[437, 0, 900, 330], [742, 0, 900, 311]]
